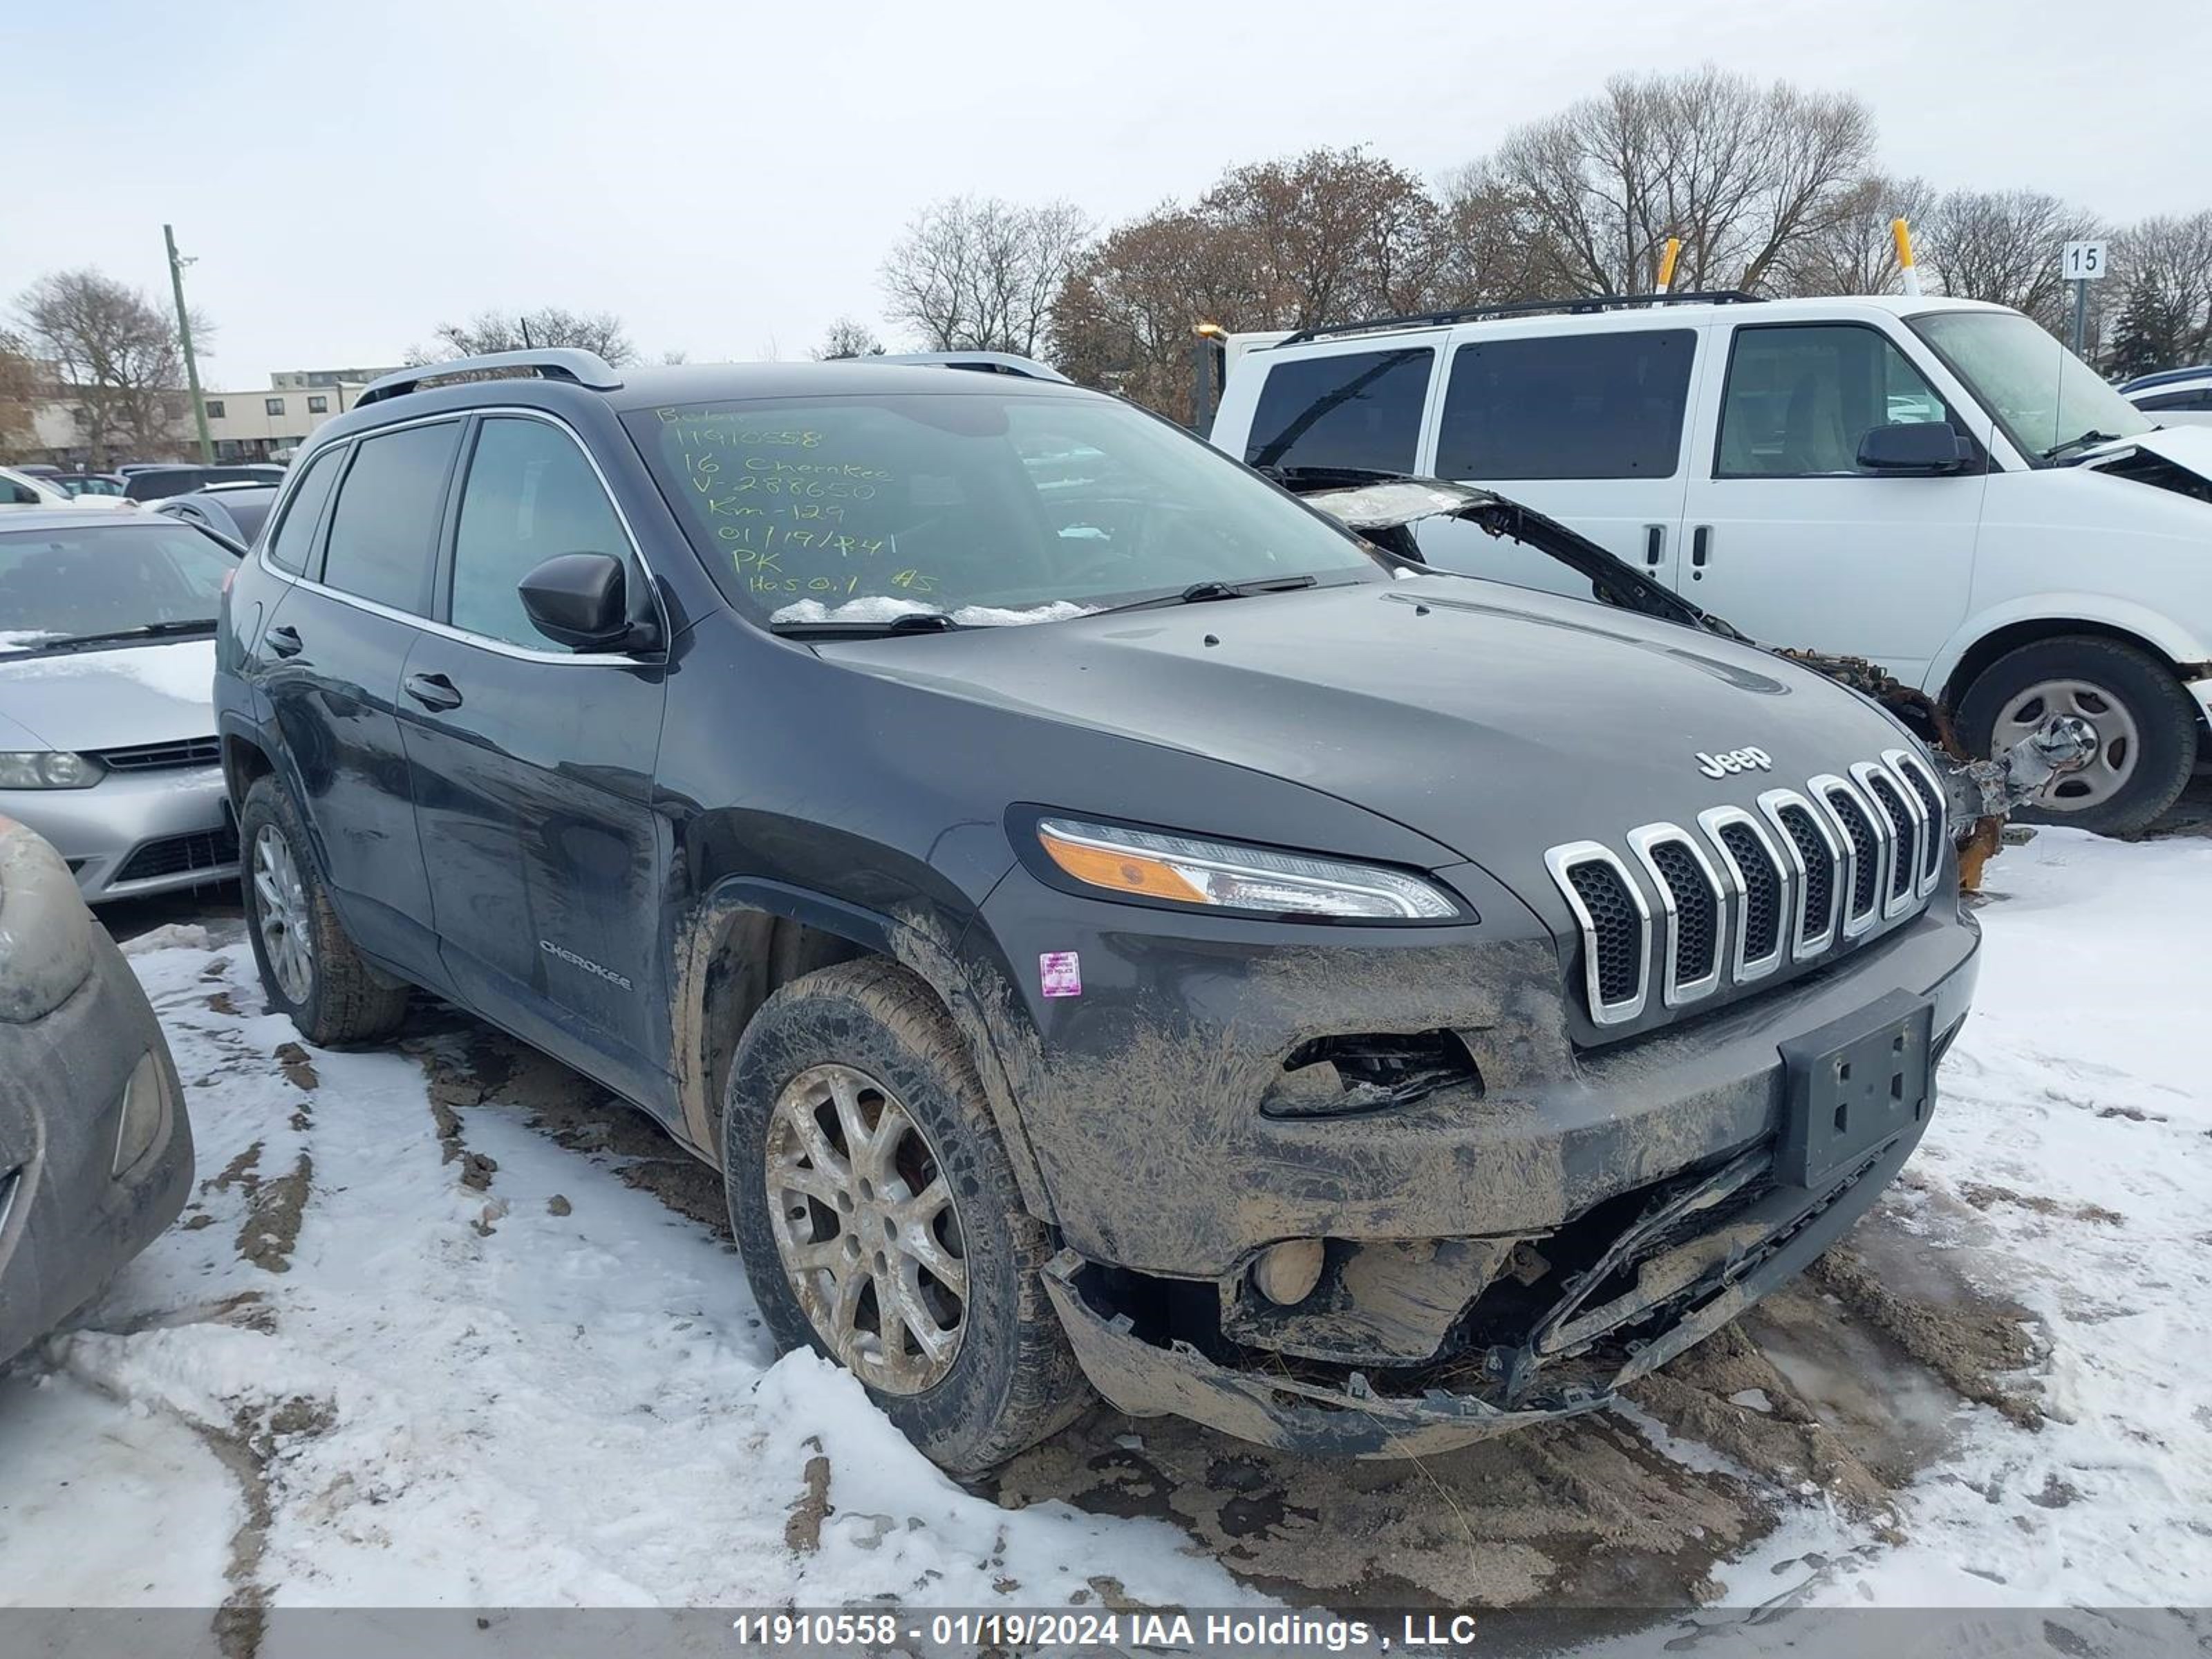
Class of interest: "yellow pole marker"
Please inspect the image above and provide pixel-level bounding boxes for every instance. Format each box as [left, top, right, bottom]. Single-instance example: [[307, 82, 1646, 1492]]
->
[[1655, 237, 1681, 295], [1893, 218, 1922, 297]]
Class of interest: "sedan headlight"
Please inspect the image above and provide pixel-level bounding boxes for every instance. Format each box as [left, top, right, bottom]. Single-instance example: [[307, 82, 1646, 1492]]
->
[[0, 751, 104, 789], [1036, 816, 1462, 921]]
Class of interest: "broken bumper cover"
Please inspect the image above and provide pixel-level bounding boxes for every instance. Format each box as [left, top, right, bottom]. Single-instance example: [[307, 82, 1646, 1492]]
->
[[1042, 1107, 1926, 1459]]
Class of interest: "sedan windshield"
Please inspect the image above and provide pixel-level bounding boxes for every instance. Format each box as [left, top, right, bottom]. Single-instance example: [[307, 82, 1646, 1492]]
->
[[627, 392, 1382, 627], [1911, 310, 2153, 462], [0, 523, 239, 655]]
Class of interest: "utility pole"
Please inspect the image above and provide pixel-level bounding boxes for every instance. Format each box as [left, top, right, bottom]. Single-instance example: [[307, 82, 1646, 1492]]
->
[[164, 224, 214, 462]]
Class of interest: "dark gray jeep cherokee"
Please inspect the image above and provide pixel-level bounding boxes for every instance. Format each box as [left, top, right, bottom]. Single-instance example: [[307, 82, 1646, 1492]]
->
[[213, 348, 1976, 1470]]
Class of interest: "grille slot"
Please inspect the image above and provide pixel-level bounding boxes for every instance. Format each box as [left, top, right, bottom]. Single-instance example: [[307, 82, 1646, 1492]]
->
[[93, 735, 221, 771], [1855, 761, 1922, 919], [1887, 748, 1949, 895], [1820, 780, 1884, 932], [1629, 826, 1722, 1006], [1545, 843, 1651, 1025], [114, 825, 239, 884], [1720, 825, 1781, 961], [1765, 796, 1841, 957]]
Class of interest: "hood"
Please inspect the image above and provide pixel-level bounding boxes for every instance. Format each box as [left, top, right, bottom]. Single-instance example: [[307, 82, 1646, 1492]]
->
[[0, 638, 216, 751], [820, 576, 1915, 873], [2080, 424, 2212, 491]]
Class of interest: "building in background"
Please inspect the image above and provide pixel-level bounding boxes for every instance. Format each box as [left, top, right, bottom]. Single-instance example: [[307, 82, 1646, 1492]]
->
[[200, 380, 368, 460]]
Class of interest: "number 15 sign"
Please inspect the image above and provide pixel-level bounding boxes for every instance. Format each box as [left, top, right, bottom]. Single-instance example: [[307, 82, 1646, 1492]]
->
[[2063, 241, 2108, 281]]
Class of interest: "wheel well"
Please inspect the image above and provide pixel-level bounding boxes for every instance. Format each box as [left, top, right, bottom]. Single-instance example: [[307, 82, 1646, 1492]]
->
[[1942, 619, 2197, 713], [688, 909, 872, 1154], [222, 733, 274, 807]]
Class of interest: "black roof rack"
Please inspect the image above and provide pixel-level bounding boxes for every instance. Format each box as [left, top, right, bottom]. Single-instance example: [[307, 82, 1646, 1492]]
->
[[1276, 290, 1765, 347]]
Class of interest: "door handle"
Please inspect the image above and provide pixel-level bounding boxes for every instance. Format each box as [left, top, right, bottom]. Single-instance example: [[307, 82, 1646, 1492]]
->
[[1643, 525, 1665, 568], [403, 671, 463, 712], [1690, 525, 1712, 581], [265, 624, 303, 658]]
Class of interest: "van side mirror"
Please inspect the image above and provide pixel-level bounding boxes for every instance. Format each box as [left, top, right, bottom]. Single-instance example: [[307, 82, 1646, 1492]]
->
[[517, 552, 657, 652], [1857, 422, 1972, 474]]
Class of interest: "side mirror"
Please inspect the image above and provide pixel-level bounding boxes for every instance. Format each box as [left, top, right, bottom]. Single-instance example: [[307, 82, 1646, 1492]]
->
[[517, 552, 655, 652], [1857, 422, 1972, 474]]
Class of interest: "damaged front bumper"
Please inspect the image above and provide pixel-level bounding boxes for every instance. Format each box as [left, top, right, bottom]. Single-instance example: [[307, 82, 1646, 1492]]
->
[[1041, 1103, 1927, 1458]]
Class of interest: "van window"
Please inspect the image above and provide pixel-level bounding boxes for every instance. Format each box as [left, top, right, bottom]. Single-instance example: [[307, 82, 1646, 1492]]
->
[[264, 447, 342, 573], [449, 417, 630, 648], [1435, 330, 1694, 481], [1718, 324, 1954, 478], [319, 422, 461, 612], [2137, 388, 2209, 413], [1243, 348, 1434, 473]]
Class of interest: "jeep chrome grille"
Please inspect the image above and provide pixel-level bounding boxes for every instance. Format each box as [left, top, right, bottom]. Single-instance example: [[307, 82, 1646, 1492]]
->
[[1547, 754, 1945, 1029]]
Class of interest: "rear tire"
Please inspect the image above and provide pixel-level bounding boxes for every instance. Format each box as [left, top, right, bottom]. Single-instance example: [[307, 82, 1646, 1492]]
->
[[237, 776, 411, 1046], [1956, 635, 2197, 836], [723, 959, 1090, 1474]]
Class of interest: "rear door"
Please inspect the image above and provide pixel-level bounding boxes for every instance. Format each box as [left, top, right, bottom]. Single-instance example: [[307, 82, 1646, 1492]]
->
[[1416, 323, 1703, 597], [1676, 319, 1990, 684], [257, 420, 461, 979], [396, 412, 671, 1106]]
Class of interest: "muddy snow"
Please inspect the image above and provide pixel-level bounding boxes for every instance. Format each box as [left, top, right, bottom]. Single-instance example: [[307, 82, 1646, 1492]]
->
[[1, 828, 2207, 1647]]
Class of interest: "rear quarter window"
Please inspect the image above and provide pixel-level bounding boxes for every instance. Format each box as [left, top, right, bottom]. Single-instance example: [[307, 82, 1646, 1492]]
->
[[1242, 347, 1434, 473], [264, 447, 344, 574], [1436, 329, 1696, 481], [319, 422, 462, 613]]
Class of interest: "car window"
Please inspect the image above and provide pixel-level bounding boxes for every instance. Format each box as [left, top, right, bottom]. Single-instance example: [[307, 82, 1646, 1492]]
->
[[1435, 330, 1695, 481], [265, 448, 343, 573], [449, 417, 630, 648], [2137, 388, 2208, 412], [1, 478, 39, 505], [1717, 324, 1954, 478], [630, 392, 1380, 624], [319, 422, 461, 612], [1242, 347, 1434, 473], [0, 523, 239, 652]]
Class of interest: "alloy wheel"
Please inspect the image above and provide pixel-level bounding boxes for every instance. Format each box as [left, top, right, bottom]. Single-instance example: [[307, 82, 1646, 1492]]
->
[[252, 825, 315, 1004], [764, 1062, 968, 1394], [1994, 677, 2141, 811]]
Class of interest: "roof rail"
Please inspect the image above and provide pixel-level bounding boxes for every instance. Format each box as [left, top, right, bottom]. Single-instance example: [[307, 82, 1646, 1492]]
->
[[874, 351, 1071, 384], [355, 348, 626, 407], [1276, 290, 1766, 347], [2118, 363, 2212, 394]]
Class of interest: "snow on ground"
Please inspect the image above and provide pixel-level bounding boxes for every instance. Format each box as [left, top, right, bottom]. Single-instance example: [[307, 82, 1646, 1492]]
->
[[0, 827, 2206, 1633]]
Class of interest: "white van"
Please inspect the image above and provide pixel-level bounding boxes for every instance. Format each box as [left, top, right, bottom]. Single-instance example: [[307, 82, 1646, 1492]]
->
[[1208, 294, 2212, 834]]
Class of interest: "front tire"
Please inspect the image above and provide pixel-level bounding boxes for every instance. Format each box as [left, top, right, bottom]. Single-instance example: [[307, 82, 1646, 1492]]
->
[[1956, 635, 2197, 836], [237, 776, 411, 1045], [723, 959, 1090, 1473]]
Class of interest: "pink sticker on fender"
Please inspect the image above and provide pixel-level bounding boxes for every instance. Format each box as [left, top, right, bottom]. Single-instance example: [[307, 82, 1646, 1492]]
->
[[1040, 951, 1082, 998]]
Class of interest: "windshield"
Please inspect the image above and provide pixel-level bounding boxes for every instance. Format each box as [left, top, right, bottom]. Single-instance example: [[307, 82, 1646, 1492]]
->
[[1911, 310, 2153, 462], [627, 392, 1382, 626], [0, 523, 238, 655]]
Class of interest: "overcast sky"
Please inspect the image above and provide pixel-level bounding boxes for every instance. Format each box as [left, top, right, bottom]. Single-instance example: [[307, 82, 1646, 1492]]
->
[[6, 0, 2207, 388]]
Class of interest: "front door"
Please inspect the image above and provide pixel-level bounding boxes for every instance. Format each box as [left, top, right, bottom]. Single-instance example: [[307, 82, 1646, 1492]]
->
[[1676, 321, 1990, 687], [1417, 323, 1702, 599], [395, 414, 671, 1107]]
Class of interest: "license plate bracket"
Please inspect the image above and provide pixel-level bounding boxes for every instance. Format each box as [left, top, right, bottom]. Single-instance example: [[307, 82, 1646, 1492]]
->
[[1775, 991, 1934, 1190]]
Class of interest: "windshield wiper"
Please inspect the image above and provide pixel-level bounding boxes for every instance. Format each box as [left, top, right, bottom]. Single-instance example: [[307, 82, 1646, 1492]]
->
[[1090, 574, 1321, 617], [2041, 429, 2124, 462], [37, 619, 216, 649], [769, 610, 963, 638]]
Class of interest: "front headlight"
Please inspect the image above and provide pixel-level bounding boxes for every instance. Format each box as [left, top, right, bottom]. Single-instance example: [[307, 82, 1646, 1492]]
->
[[1036, 816, 1462, 921], [0, 751, 103, 789]]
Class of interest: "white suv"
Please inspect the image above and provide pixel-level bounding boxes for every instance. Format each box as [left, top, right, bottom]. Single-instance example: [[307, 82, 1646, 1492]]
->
[[1209, 294, 2212, 834]]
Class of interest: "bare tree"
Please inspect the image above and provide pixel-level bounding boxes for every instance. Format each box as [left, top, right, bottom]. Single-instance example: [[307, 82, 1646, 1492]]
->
[[2112, 209, 2212, 362], [409, 307, 639, 366], [1481, 67, 1877, 295], [1922, 189, 2100, 332], [810, 317, 886, 359], [1430, 162, 1569, 309], [881, 196, 1091, 357], [1770, 175, 1935, 296], [14, 269, 195, 468], [0, 331, 41, 462]]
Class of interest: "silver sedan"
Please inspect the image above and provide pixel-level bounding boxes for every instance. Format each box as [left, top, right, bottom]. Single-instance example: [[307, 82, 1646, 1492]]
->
[[0, 510, 241, 903]]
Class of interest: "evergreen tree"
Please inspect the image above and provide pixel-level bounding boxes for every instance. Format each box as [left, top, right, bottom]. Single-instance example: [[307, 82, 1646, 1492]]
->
[[2104, 278, 2182, 380]]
